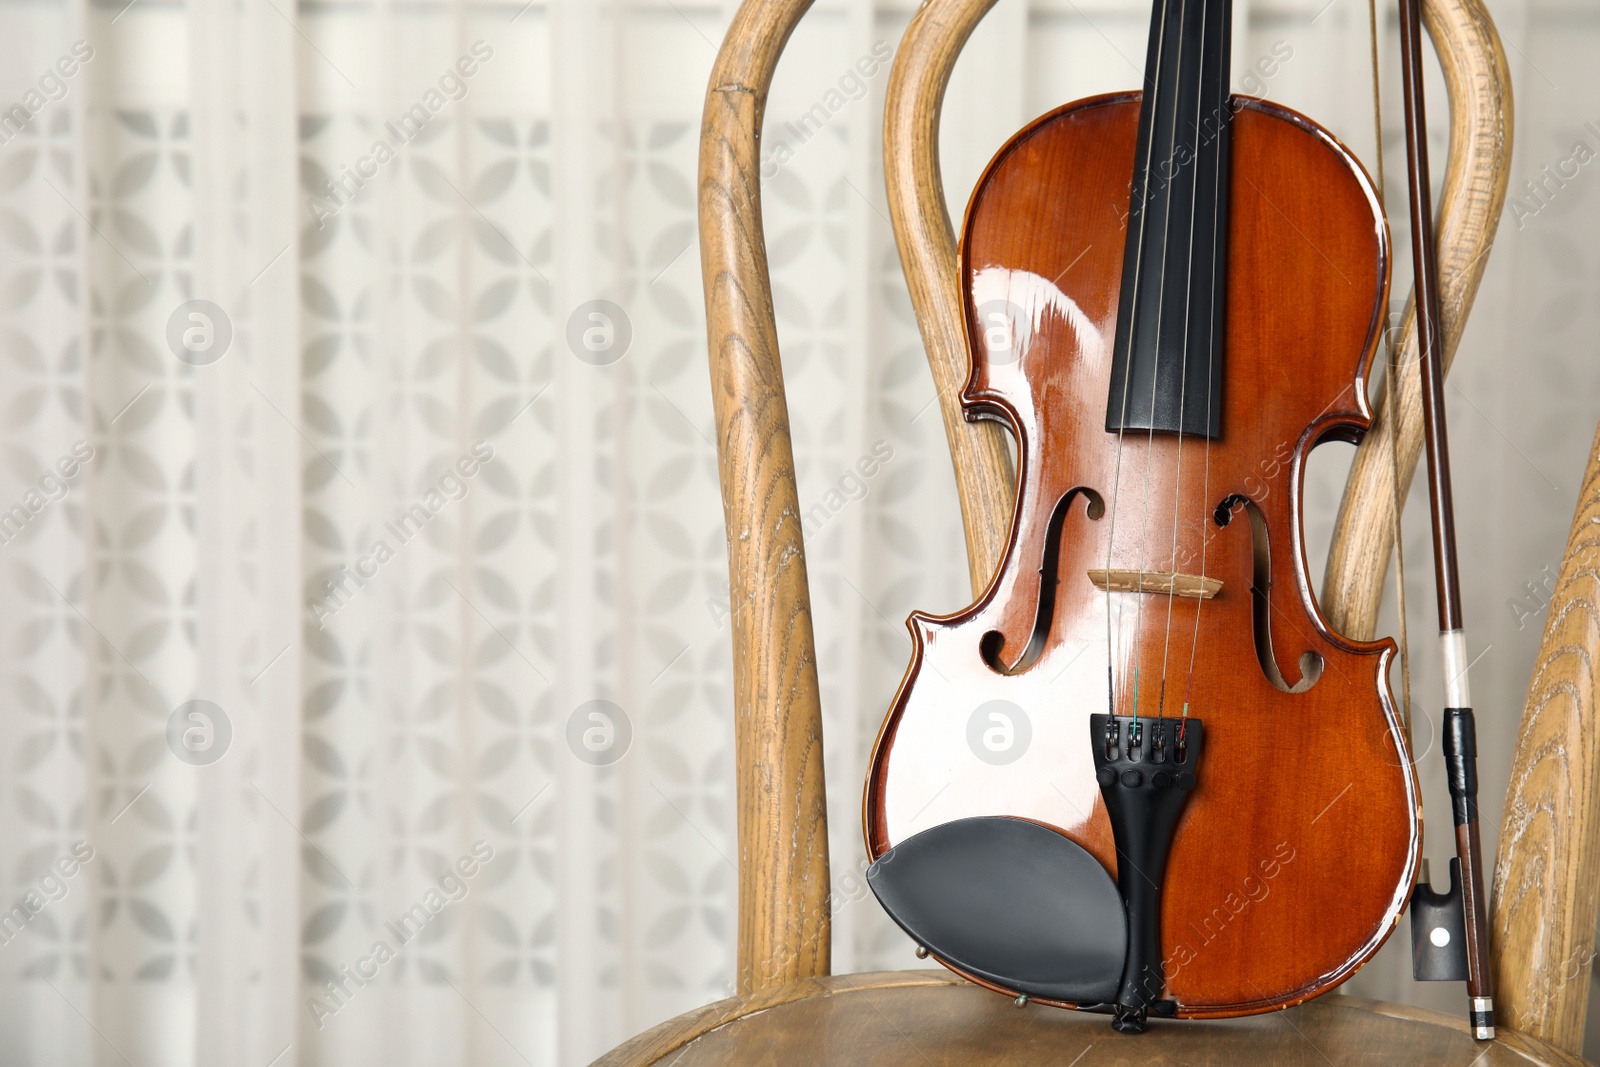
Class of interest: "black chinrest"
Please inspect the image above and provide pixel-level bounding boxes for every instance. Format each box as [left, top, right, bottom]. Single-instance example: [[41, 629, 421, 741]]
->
[[866, 815, 1126, 1003]]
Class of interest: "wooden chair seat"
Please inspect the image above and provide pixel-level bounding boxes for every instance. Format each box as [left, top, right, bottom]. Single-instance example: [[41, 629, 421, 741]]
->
[[597, 972, 1583, 1066]]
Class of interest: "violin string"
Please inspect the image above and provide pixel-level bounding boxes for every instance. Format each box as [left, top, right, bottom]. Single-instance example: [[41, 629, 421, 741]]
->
[[1182, 0, 1229, 736], [1158, 0, 1211, 722], [1105, 0, 1173, 719], [1368, 0, 1413, 745], [1131, 0, 1190, 726]]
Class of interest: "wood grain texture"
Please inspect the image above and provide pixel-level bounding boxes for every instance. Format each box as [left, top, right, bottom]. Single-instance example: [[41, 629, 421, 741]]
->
[[588, 970, 1586, 1067], [698, 0, 830, 993], [1089, 569, 1224, 599], [866, 96, 1418, 1016], [883, 0, 1016, 597], [1491, 420, 1600, 1054], [1320, 0, 1513, 640]]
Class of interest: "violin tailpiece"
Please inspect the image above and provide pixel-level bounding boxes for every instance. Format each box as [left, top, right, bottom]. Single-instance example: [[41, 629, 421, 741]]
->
[[1091, 714, 1204, 1032]]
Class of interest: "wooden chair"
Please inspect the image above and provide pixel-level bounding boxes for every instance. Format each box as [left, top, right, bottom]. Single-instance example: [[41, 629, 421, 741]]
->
[[595, 0, 1600, 1062]]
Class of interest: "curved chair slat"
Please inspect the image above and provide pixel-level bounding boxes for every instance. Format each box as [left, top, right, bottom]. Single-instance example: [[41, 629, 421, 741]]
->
[[883, 0, 1016, 597], [1492, 419, 1600, 1055], [698, 0, 830, 994], [1321, 0, 1514, 639]]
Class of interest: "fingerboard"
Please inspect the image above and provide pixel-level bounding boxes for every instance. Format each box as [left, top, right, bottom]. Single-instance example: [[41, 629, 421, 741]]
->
[[1105, 0, 1233, 439]]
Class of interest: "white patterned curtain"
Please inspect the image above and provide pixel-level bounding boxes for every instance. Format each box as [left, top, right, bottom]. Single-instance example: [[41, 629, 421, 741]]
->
[[0, 0, 1594, 1065]]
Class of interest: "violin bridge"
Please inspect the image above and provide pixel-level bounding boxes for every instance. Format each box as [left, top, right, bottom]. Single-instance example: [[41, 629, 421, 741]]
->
[[1088, 569, 1222, 600]]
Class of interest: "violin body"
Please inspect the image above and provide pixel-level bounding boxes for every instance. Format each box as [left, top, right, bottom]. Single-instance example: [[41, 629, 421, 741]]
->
[[864, 94, 1419, 1017]]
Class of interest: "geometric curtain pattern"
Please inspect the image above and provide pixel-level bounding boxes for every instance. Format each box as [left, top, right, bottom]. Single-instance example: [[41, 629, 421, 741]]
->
[[0, 0, 1592, 1064]]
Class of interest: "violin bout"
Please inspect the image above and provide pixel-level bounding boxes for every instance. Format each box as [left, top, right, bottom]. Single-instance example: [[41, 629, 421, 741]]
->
[[863, 93, 1420, 1021]]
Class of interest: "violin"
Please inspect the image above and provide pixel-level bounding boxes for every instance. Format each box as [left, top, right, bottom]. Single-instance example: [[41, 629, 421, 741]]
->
[[863, 0, 1419, 1031]]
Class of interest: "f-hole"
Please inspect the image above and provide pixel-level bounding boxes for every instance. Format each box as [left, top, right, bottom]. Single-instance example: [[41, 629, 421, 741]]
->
[[981, 487, 1104, 675], [1215, 494, 1323, 694]]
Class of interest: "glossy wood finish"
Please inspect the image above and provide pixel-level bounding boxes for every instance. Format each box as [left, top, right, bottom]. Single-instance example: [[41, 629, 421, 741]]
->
[[882, 0, 1512, 648], [865, 96, 1420, 1016], [1493, 420, 1600, 1053], [1321, 0, 1513, 641], [883, 0, 1014, 597], [697, 0, 831, 994], [591, 971, 1586, 1067]]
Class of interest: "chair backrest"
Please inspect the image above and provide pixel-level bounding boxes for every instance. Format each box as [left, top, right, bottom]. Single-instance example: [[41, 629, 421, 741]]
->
[[1319, 0, 1513, 640], [698, 0, 1600, 1057], [881, 0, 1014, 599], [698, 0, 830, 997], [1494, 425, 1600, 1053]]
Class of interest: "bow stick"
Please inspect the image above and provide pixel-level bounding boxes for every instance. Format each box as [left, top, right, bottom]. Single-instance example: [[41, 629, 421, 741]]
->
[[1396, 0, 1495, 1040]]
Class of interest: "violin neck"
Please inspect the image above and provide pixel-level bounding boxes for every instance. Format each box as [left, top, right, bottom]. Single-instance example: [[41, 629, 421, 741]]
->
[[1106, 0, 1234, 440]]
